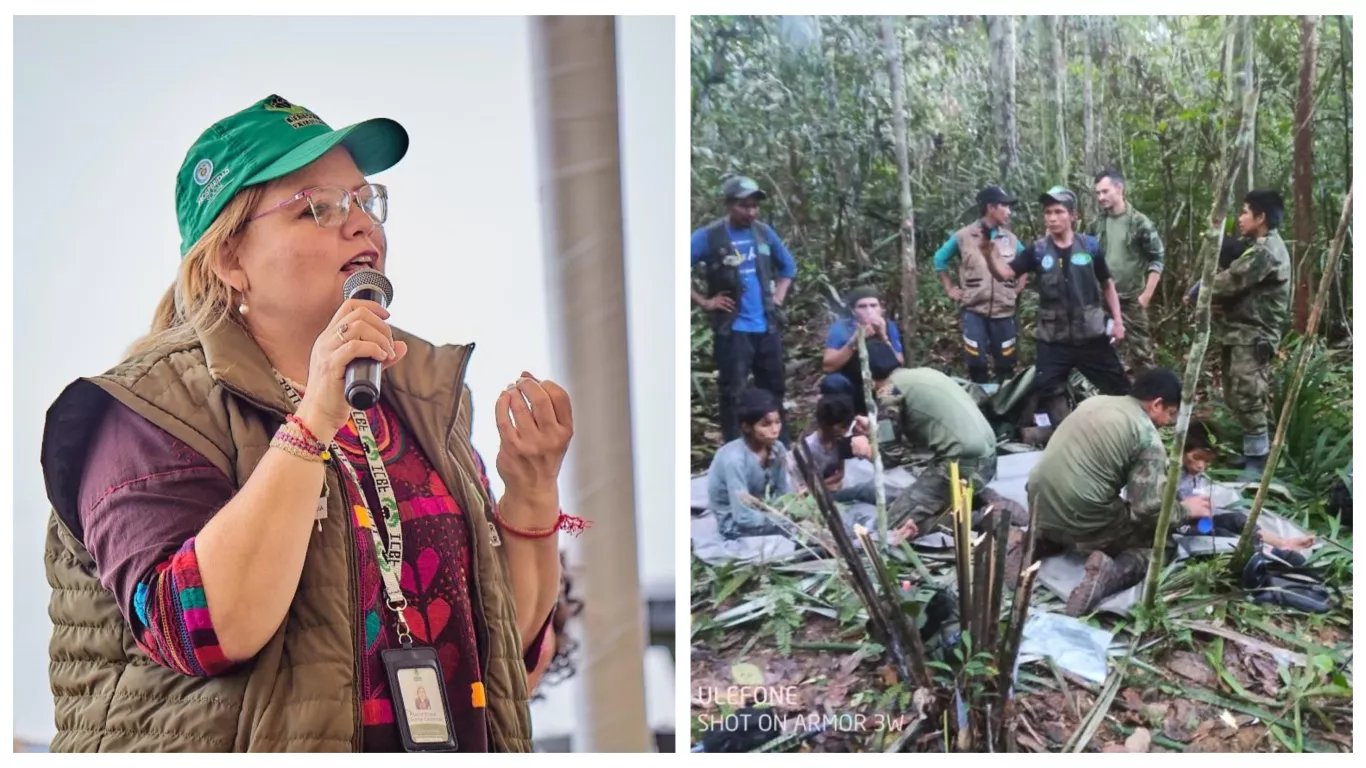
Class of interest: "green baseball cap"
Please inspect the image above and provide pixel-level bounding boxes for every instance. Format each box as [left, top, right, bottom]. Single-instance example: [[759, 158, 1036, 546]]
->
[[175, 94, 409, 255], [1039, 185, 1077, 211]]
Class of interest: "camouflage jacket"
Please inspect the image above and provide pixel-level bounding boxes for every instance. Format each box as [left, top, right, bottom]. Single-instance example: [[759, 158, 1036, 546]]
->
[[1211, 230, 1291, 347], [1086, 206, 1165, 298], [1031, 395, 1178, 541]]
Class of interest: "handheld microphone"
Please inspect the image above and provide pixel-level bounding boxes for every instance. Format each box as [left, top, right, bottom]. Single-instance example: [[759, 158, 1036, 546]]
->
[[342, 268, 395, 410]]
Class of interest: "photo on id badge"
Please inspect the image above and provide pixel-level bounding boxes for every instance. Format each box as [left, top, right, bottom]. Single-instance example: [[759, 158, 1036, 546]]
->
[[690, 13, 1351, 754], [394, 666, 451, 744]]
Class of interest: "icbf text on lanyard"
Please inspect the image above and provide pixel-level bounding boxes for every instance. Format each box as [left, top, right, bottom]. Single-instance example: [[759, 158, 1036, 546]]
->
[[276, 373, 415, 647]]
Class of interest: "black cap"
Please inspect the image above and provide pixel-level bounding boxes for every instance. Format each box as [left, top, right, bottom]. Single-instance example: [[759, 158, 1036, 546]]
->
[[722, 176, 767, 202], [976, 185, 1019, 207], [1039, 185, 1078, 211], [846, 285, 880, 306]]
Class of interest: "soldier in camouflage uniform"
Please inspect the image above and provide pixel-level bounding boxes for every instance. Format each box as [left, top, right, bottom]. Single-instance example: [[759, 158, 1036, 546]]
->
[[1089, 169, 1166, 375], [1026, 368, 1213, 615], [1207, 190, 1291, 479], [878, 368, 1028, 540]]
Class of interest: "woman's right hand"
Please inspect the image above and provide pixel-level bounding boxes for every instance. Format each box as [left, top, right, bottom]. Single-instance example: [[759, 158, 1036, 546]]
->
[[295, 299, 409, 442]]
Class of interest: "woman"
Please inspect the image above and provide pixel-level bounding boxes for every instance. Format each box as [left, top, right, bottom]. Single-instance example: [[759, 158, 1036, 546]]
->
[[40, 95, 576, 752]]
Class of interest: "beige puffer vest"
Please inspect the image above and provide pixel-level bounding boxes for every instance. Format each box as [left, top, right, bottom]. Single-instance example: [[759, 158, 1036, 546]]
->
[[41, 319, 532, 752], [953, 220, 1022, 318]]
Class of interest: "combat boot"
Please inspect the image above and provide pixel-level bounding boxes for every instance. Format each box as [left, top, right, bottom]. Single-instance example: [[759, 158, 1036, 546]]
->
[[974, 490, 1030, 527], [1066, 550, 1148, 617]]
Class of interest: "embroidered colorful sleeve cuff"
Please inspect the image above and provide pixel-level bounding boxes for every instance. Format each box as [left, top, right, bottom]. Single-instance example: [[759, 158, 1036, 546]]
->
[[131, 537, 238, 678]]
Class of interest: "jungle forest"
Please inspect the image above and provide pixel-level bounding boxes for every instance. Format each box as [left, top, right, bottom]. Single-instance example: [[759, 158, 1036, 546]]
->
[[689, 15, 1352, 753]]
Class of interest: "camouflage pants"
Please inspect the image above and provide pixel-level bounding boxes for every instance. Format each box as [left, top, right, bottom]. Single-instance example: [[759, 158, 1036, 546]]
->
[[1036, 501, 1157, 573], [1119, 297, 1156, 374], [1221, 342, 1273, 446], [888, 456, 1020, 533]]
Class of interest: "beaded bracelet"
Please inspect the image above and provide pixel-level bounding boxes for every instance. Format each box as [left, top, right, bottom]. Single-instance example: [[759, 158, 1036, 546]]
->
[[495, 508, 591, 539], [271, 418, 331, 463]]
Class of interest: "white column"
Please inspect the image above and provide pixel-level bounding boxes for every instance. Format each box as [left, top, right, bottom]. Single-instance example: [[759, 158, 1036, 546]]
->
[[528, 15, 652, 752]]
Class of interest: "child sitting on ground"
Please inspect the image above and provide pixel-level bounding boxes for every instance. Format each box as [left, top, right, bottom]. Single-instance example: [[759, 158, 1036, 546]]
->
[[706, 388, 792, 540], [1179, 425, 1315, 550], [794, 394, 879, 505]]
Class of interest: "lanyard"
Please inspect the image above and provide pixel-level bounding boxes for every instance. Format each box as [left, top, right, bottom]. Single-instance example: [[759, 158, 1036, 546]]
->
[[276, 373, 415, 646]]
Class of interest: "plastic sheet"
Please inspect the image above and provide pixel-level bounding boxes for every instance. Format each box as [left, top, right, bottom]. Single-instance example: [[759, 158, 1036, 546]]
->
[[1016, 611, 1116, 684]]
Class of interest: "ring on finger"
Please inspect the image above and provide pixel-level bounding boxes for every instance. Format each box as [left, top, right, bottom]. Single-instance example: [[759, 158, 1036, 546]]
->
[[335, 322, 349, 342]]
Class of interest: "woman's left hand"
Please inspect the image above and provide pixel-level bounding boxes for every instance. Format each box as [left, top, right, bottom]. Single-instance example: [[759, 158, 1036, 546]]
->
[[495, 372, 573, 515]]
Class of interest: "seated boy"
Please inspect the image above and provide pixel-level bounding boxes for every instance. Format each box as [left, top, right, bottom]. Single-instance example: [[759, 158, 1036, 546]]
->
[[707, 388, 792, 539], [796, 394, 879, 505], [1179, 425, 1315, 550]]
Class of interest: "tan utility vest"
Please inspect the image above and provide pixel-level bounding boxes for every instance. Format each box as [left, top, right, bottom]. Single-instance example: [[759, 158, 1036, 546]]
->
[[953, 220, 1022, 318], [41, 318, 532, 752]]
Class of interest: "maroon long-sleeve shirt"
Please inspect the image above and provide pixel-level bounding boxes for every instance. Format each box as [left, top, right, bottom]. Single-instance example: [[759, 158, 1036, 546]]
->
[[78, 399, 550, 752]]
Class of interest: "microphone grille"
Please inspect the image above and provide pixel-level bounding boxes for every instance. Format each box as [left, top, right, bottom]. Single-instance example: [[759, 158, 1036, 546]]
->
[[342, 268, 394, 305]]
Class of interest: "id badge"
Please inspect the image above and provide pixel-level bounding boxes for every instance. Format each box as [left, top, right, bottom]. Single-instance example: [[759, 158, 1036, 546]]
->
[[381, 646, 458, 752]]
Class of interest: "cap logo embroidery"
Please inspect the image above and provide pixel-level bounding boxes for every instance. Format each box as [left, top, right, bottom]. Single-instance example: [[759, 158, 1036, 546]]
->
[[264, 95, 323, 129], [192, 159, 214, 186], [196, 167, 232, 205]]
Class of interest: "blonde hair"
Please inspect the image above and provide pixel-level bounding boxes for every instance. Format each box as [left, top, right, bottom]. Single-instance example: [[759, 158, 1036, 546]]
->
[[128, 185, 268, 357]]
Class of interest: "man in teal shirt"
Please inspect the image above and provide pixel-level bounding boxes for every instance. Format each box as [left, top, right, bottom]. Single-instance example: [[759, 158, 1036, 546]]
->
[[933, 185, 1028, 387]]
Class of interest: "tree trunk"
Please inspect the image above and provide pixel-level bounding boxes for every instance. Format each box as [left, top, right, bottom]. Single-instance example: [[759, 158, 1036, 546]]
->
[[881, 16, 917, 360], [1083, 15, 1097, 199], [1095, 18, 1107, 169], [1292, 16, 1319, 333], [1232, 16, 1255, 203], [1050, 16, 1068, 184], [988, 16, 1020, 185], [1340, 16, 1352, 189], [1141, 22, 1260, 615]]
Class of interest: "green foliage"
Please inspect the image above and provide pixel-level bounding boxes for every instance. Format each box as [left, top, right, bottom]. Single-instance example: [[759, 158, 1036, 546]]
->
[[690, 17, 1352, 450], [1268, 339, 1352, 491]]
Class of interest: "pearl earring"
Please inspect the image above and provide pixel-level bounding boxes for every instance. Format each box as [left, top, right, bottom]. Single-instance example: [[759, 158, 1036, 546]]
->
[[238, 302, 249, 315]]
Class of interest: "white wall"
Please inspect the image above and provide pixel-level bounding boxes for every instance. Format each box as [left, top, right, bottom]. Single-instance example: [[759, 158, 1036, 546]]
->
[[11, 15, 673, 745]]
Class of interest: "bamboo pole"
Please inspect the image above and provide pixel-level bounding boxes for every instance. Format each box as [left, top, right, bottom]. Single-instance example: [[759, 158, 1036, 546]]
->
[[792, 442, 910, 680], [986, 503, 1013, 651], [855, 524, 932, 688], [994, 561, 1041, 748], [857, 327, 889, 541], [949, 463, 974, 639], [1141, 80, 1262, 615], [1232, 186, 1354, 568]]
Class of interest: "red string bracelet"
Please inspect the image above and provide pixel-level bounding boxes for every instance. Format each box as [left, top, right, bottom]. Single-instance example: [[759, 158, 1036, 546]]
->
[[286, 413, 323, 447], [495, 508, 591, 539]]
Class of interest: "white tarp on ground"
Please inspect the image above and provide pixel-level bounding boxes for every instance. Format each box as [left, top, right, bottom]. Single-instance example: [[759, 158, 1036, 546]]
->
[[691, 452, 1315, 615]]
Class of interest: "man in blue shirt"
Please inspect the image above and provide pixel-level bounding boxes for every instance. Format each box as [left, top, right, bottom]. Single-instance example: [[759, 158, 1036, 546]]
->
[[691, 176, 799, 442], [820, 286, 903, 414], [932, 185, 1028, 386]]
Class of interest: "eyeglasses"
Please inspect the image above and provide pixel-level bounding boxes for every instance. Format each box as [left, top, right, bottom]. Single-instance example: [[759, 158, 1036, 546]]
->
[[249, 183, 388, 229]]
